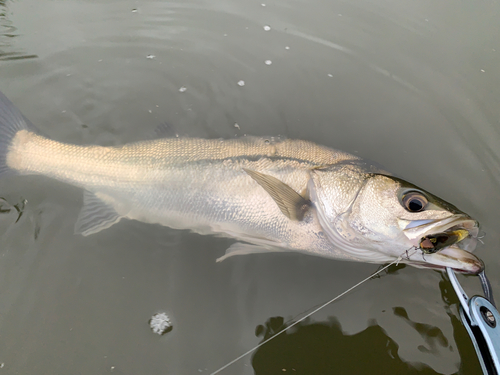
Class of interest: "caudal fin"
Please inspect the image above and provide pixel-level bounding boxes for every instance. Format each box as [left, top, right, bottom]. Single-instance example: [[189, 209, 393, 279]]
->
[[0, 90, 39, 177]]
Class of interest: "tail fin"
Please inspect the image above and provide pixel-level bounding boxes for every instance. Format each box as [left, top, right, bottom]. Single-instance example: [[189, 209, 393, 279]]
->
[[0, 90, 39, 177]]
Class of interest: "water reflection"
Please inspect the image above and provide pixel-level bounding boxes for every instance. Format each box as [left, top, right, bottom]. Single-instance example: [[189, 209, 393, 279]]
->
[[252, 316, 440, 374], [393, 307, 448, 354], [251, 274, 483, 375]]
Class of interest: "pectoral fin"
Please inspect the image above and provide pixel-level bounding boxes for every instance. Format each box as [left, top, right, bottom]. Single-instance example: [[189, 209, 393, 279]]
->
[[75, 191, 123, 236], [243, 168, 310, 220]]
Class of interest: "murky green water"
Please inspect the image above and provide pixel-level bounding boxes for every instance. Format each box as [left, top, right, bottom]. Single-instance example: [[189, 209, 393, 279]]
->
[[0, 0, 499, 374]]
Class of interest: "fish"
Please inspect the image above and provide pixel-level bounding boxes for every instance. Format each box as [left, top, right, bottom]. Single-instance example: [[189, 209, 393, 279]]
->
[[0, 91, 483, 274]]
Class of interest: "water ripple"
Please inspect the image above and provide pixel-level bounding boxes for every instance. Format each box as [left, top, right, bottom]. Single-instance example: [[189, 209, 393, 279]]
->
[[0, 1, 38, 61]]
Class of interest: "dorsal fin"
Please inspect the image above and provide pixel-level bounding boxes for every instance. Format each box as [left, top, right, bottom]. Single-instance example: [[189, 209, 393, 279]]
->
[[243, 168, 310, 221]]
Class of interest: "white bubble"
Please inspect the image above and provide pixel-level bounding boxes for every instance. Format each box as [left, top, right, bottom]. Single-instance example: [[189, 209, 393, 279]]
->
[[481, 69, 486, 72], [265, 60, 272, 65], [179, 86, 187, 92], [237, 80, 245, 86], [285, 46, 290, 50], [149, 312, 172, 335], [263, 25, 271, 31], [146, 54, 156, 59], [327, 74, 333, 77], [131, 9, 138, 12], [261, 3, 266, 6]]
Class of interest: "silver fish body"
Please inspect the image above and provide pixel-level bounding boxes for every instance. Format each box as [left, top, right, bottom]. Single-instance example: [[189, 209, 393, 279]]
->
[[8, 131, 359, 260], [0, 91, 484, 273]]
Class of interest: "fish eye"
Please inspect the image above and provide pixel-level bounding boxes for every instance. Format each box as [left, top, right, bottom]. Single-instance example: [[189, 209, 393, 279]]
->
[[402, 191, 428, 212]]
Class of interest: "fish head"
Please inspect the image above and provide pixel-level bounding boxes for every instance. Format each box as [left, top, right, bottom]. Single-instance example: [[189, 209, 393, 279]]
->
[[310, 165, 483, 274]]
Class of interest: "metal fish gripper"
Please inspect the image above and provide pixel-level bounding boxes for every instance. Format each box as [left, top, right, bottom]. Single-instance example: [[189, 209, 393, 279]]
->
[[446, 267, 500, 374]]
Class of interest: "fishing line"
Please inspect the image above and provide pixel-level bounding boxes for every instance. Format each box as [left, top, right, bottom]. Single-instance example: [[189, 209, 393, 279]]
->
[[210, 251, 412, 375]]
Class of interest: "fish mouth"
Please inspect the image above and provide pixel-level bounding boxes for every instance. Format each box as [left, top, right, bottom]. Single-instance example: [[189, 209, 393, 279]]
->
[[403, 245, 484, 274], [404, 215, 479, 250], [403, 215, 482, 274]]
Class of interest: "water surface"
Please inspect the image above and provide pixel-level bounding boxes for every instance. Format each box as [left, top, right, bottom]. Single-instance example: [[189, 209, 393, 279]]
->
[[0, 0, 499, 374]]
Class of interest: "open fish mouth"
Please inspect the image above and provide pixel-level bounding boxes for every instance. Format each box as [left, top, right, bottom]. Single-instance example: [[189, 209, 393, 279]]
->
[[404, 215, 479, 250], [403, 215, 483, 274], [404, 245, 484, 274]]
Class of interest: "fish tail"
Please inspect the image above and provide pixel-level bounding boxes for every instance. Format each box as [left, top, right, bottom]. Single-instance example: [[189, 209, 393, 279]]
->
[[0, 90, 40, 177]]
